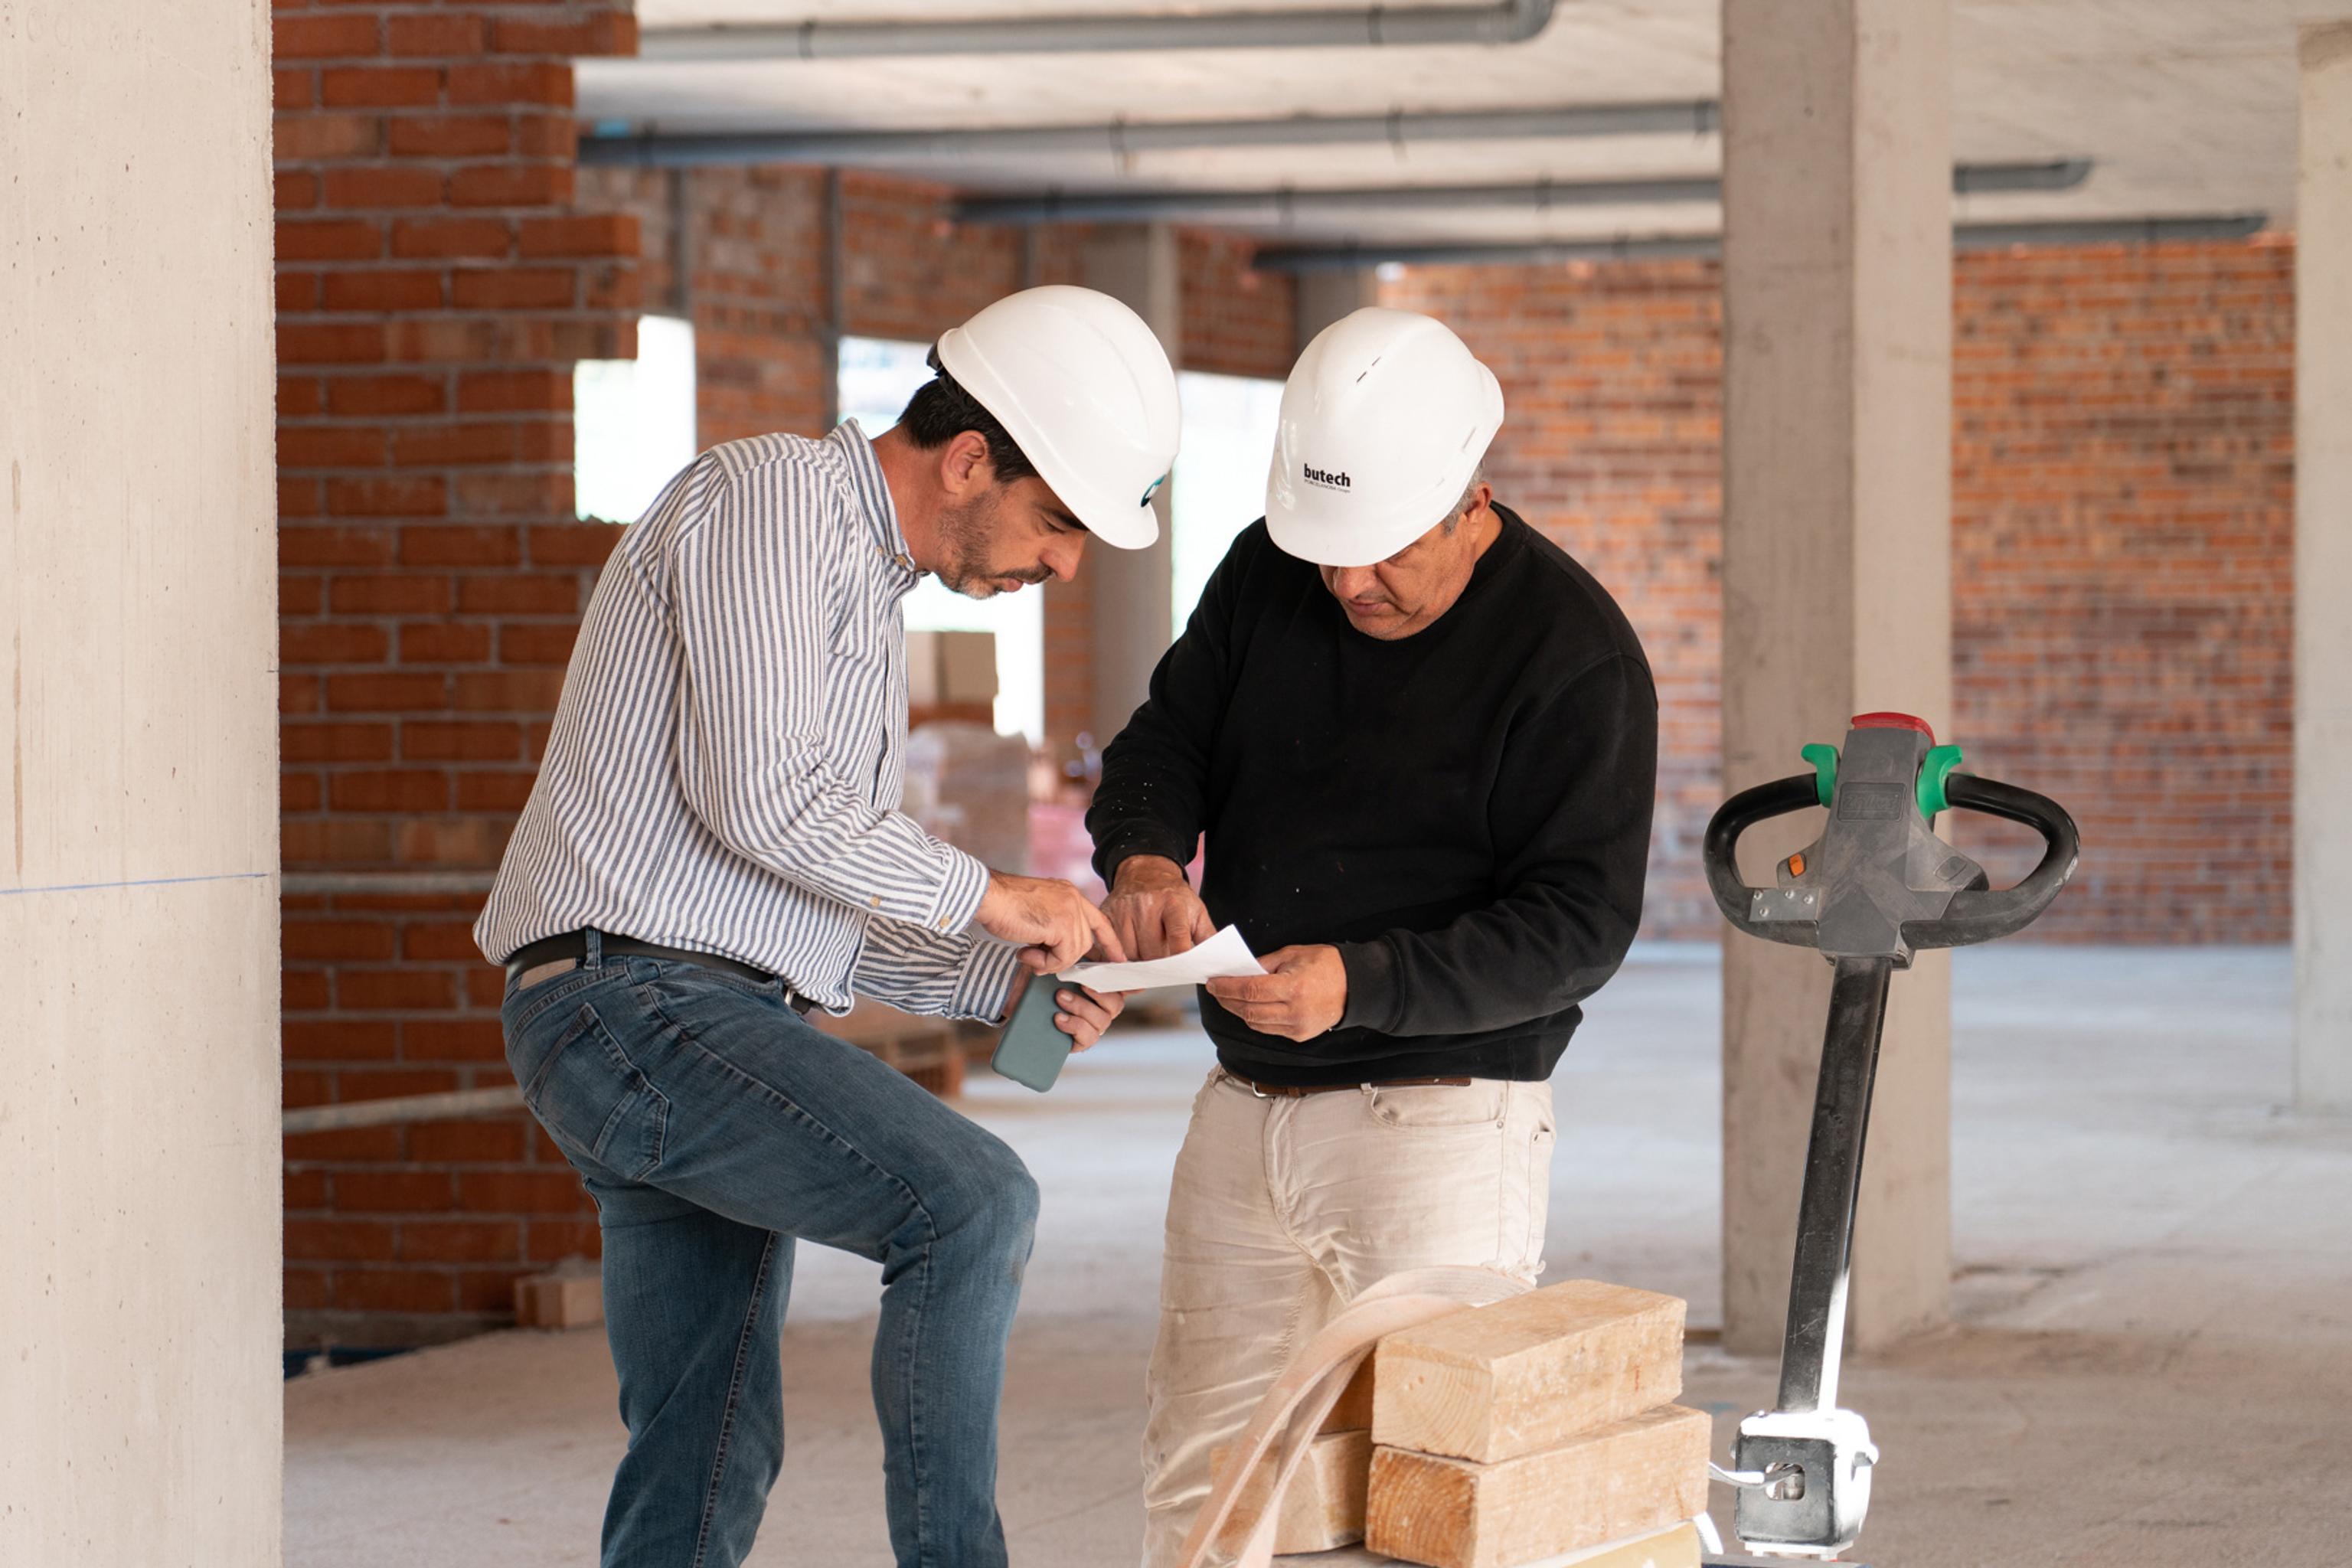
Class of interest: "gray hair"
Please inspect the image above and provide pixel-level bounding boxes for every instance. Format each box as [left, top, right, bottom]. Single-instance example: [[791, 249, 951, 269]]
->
[[1441, 469, 1487, 534]]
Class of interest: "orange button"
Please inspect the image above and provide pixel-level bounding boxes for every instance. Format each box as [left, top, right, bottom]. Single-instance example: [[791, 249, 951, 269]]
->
[[1787, 853, 1807, 878]]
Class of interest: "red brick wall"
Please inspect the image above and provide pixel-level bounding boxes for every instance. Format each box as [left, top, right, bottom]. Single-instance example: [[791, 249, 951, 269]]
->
[[275, 0, 638, 1341], [1380, 237, 2295, 942], [1950, 239, 2295, 937]]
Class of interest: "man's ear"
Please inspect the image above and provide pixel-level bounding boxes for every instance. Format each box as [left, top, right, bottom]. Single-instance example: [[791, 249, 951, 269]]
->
[[1471, 482, 1495, 518], [939, 430, 995, 498]]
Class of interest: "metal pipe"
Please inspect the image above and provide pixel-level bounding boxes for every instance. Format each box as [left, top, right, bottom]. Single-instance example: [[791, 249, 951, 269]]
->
[[638, 0, 1554, 62], [283, 1086, 523, 1135], [952, 161, 2089, 227], [959, 177, 1723, 227], [1250, 214, 2269, 272], [579, 100, 1720, 170]]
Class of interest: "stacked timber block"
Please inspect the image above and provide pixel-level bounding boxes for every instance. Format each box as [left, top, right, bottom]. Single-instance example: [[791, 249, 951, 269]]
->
[[1361, 1280, 1710, 1568]]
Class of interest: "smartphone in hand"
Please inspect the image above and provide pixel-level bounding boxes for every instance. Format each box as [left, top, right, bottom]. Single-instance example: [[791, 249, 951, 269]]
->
[[988, 974, 1074, 1093]]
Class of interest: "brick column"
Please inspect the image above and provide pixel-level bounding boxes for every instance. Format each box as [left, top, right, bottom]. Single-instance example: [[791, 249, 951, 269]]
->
[[273, 1, 639, 1344]]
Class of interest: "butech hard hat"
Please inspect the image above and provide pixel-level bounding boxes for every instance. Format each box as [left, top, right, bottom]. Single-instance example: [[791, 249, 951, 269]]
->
[[935, 285, 1181, 550], [1264, 307, 1504, 568]]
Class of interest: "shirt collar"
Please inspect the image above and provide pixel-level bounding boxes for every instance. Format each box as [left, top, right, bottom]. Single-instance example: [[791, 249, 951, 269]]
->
[[826, 420, 919, 580]]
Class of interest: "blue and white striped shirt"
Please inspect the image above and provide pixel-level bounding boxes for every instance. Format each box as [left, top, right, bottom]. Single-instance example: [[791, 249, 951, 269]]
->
[[475, 422, 1024, 1021]]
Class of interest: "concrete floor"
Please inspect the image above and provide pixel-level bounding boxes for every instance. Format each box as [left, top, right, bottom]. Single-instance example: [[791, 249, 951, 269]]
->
[[286, 946, 2350, 1567]]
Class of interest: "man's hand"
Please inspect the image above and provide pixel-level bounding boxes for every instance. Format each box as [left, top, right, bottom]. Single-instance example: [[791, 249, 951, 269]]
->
[[1102, 854, 1215, 962], [1004, 969, 1125, 1052], [975, 871, 1125, 972], [1204, 945, 1348, 1042]]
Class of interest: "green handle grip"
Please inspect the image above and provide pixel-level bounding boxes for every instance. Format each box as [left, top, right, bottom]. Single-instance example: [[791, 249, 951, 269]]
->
[[1799, 743, 1838, 808], [1917, 744, 1965, 818]]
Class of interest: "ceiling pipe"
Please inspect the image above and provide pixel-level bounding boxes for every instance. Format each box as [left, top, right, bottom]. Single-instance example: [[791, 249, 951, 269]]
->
[[637, 0, 1556, 62], [950, 160, 2092, 227], [1247, 214, 2269, 273], [578, 100, 1722, 169]]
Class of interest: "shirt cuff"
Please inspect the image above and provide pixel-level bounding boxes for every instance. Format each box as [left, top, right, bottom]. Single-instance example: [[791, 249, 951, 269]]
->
[[926, 844, 991, 936], [952, 938, 1029, 1024], [1335, 937, 1401, 1035]]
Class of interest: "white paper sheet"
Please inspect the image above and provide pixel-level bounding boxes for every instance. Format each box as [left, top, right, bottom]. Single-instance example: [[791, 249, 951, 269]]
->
[[1057, 923, 1264, 993]]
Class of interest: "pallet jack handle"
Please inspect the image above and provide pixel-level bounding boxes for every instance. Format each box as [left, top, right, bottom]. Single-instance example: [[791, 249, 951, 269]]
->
[[1700, 716, 2081, 1560]]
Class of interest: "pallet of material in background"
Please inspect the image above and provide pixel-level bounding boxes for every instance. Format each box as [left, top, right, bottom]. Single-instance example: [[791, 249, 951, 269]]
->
[[808, 998, 965, 1096], [1265, 1279, 1714, 1568]]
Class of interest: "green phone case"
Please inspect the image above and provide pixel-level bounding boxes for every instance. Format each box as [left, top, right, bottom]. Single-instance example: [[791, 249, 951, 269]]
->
[[988, 975, 1073, 1093]]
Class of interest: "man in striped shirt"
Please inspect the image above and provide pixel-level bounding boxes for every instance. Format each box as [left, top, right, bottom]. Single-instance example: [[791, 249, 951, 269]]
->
[[475, 287, 1181, 1568]]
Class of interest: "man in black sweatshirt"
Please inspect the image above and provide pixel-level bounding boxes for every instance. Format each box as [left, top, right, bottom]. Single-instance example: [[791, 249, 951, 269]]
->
[[1085, 308, 1657, 1566]]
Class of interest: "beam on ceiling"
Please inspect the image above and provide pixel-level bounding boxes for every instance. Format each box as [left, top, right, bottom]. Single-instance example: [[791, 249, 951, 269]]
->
[[636, 0, 1555, 62], [1247, 214, 2269, 272], [577, 101, 1723, 169], [949, 161, 2090, 226]]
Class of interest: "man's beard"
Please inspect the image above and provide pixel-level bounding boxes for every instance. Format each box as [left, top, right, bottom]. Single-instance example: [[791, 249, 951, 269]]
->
[[934, 490, 1047, 599]]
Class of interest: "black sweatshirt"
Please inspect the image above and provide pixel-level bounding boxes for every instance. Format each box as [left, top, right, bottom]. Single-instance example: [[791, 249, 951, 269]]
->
[[1086, 506, 1658, 1086]]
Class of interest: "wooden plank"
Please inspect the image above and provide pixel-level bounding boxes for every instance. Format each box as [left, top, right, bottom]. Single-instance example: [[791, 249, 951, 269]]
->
[[1277, 1518, 1703, 1568], [1365, 1405, 1710, 1568], [1372, 1279, 1685, 1462], [514, 1270, 603, 1331], [1211, 1429, 1374, 1555]]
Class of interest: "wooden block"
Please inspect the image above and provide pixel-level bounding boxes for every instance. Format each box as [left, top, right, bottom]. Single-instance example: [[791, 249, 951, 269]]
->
[[1373, 1279, 1684, 1462], [514, 1269, 602, 1330], [1322, 1357, 1377, 1433], [1279, 1518, 1701, 1568], [1211, 1429, 1374, 1555], [1365, 1405, 1710, 1568]]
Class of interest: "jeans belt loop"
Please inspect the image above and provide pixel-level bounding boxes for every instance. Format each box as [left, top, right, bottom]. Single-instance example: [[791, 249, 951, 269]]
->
[[583, 926, 603, 971]]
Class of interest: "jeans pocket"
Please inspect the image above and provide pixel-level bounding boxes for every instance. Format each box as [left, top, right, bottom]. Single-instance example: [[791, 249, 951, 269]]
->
[[520, 1001, 669, 1180]]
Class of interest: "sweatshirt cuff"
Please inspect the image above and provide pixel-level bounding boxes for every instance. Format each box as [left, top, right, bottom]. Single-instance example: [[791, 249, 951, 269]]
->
[[1335, 938, 1401, 1034], [1091, 824, 1195, 889]]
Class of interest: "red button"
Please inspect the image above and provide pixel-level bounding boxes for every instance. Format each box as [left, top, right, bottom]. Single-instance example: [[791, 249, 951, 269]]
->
[[1851, 710, 1935, 740]]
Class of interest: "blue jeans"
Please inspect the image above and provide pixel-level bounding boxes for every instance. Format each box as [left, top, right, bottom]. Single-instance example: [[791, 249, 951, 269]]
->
[[501, 933, 1039, 1568]]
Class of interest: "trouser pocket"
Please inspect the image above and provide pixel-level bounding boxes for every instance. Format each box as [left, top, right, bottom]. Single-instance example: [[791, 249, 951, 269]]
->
[[513, 998, 670, 1181]]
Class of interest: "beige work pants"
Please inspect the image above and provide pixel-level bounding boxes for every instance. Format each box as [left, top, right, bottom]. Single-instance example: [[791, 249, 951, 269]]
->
[[1139, 1069, 1557, 1568]]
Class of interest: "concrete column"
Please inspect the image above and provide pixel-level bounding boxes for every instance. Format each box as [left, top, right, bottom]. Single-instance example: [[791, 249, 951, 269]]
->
[[0, 2, 281, 1564], [1295, 267, 1380, 352], [2298, 24, 2352, 1112], [1719, 0, 1955, 1354], [1080, 224, 1181, 741]]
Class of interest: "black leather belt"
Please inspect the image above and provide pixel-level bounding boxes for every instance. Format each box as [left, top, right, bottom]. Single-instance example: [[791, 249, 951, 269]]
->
[[505, 931, 817, 1014]]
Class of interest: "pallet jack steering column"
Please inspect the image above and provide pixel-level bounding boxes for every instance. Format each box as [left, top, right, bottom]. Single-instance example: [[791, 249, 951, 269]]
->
[[1700, 713, 2080, 1559]]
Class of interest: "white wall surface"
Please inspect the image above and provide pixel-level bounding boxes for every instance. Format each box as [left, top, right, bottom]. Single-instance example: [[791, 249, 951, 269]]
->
[[0, 2, 282, 1563]]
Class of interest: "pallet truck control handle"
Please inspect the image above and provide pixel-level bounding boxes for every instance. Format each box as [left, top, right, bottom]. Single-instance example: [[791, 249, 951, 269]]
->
[[1703, 766, 2079, 953]]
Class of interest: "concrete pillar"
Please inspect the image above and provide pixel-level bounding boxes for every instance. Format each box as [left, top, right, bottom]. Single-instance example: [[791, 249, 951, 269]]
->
[[1295, 267, 1380, 352], [1719, 0, 1955, 1355], [2298, 24, 2352, 1112], [0, 3, 281, 1564], [1081, 224, 1182, 741]]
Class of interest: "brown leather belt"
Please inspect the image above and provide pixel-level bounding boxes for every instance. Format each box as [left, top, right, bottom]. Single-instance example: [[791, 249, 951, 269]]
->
[[1223, 1070, 1475, 1099]]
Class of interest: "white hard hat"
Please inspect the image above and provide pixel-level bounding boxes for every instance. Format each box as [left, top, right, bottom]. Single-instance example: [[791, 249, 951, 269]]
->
[[1264, 307, 1504, 568], [935, 285, 1180, 550]]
